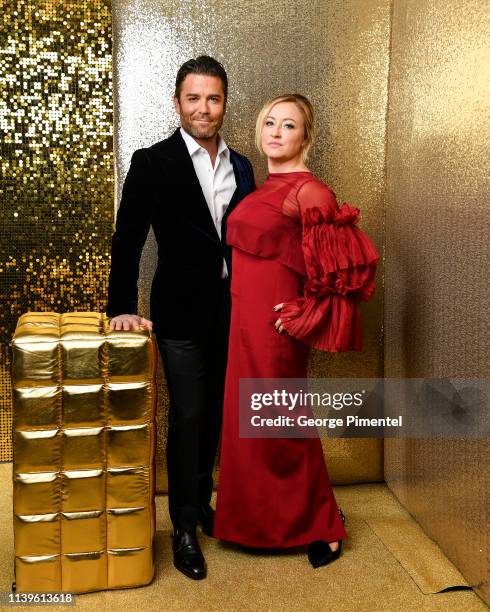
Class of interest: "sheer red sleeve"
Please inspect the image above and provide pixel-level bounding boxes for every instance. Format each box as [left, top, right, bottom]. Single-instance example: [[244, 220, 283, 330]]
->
[[280, 179, 379, 351]]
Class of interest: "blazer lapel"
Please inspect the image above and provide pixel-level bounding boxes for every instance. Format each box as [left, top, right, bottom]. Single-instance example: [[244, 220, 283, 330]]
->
[[223, 150, 247, 224], [165, 129, 221, 245]]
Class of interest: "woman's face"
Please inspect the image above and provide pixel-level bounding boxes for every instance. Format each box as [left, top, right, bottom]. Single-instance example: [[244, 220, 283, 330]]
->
[[260, 101, 306, 164]]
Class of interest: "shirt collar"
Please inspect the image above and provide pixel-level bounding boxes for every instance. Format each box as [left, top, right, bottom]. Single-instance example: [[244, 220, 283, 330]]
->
[[180, 127, 229, 158]]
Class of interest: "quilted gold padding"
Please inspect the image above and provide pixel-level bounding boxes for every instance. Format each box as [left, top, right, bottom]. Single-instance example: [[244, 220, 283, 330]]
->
[[11, 312, 157, 593]]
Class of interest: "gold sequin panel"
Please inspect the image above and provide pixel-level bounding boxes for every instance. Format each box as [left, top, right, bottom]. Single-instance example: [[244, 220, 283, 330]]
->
[[0, 0, 114, 460], [12, 312, 157, 594]]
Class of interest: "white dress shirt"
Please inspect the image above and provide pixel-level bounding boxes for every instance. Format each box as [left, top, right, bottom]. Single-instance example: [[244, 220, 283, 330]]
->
[[180, 127, 237, 278]]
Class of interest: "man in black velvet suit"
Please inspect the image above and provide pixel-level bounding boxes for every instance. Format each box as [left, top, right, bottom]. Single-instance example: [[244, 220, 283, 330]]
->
[[106, 56, 255, 580]]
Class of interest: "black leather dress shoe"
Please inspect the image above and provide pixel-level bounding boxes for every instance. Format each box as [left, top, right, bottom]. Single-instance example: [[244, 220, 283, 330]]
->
[[171, 528, 206, 580], [198, 505, 215, 536]]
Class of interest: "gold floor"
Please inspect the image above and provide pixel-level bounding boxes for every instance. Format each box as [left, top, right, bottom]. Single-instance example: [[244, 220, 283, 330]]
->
[[1, 462, 486, 611]]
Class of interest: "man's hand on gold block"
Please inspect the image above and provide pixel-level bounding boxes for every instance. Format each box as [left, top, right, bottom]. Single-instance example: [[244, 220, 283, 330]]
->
[[109, 314, 153, 332]]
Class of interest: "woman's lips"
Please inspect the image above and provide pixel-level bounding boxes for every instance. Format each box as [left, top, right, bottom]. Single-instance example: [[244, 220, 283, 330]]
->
[[267, 142, 282, 147]]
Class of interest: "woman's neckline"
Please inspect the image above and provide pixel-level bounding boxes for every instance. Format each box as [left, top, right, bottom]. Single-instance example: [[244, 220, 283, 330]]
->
[[268, 171, 314, 176]]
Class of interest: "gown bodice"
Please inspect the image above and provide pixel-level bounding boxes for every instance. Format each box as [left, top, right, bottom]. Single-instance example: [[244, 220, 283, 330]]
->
[[226, 172, 313, 277], [225, 171, 380, 352]]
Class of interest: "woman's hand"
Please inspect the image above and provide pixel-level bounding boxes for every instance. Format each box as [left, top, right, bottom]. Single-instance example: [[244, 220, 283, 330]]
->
[[109, 314, 153, 332], [273, 303, 285, 334]]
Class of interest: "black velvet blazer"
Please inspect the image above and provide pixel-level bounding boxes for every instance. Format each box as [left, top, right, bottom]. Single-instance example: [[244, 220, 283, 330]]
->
[[106, 128, 255, 339]]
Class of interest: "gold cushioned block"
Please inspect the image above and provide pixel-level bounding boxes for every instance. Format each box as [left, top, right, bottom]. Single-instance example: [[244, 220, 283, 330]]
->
[[12, 312, 157, 593]]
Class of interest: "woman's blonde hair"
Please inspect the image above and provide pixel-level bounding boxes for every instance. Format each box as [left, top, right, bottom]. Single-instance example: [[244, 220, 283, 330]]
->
[[255, 94, 315, 163]]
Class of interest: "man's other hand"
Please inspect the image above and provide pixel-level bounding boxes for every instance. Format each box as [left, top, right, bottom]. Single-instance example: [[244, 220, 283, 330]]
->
[[109, 314, 153, 332]]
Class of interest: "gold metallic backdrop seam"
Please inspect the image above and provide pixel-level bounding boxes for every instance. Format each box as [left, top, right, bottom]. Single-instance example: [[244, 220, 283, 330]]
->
[[380, 0, 395, 380]]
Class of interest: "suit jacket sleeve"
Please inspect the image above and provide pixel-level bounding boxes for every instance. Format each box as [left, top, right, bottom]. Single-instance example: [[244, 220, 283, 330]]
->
[[106, 148, 155, 317]]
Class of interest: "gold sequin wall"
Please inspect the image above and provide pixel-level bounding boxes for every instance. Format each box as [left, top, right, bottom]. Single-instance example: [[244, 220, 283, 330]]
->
[[0, 1, 114, 460], [112, 0, 390, 489]]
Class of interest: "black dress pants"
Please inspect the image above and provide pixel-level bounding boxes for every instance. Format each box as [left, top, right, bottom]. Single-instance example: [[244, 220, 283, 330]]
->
[[155, 281, 230, 532]]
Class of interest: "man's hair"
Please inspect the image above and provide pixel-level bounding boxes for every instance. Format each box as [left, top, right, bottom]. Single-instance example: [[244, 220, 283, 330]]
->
[[175, 55, 228, 100]]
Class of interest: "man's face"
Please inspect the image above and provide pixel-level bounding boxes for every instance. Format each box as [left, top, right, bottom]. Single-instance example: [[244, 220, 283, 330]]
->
[[174, 74, 226, 141]]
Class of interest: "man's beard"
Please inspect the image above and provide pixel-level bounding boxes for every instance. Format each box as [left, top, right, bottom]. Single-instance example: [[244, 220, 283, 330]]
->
[[182, 116, 223, 140]]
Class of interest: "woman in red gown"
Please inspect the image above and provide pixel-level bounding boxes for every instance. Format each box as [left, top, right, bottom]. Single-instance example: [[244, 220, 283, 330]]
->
[[213, 94, 379, 567]]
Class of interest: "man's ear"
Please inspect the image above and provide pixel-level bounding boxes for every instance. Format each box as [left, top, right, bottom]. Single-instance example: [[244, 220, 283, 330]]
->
[[173, 96, 180, 114]]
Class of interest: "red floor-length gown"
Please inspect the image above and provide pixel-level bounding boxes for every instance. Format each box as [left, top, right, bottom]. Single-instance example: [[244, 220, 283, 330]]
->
[[214, 172, 379, 548]]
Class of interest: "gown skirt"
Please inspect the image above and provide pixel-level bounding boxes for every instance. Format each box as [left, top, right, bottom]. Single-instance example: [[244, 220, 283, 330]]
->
[[214, 247, 348, 548]]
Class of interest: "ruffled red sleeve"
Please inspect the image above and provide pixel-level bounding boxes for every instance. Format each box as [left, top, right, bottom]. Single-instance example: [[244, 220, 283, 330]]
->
[[280, 180, 379, 351]]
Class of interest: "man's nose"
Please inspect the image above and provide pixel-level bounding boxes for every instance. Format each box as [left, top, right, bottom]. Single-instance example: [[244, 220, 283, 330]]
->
[[197, 99, 209, 114]]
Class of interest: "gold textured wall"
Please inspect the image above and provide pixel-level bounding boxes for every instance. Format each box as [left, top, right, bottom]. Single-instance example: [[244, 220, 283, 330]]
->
[[112, 0, 390, 490], [384, 0, 489, 605], [0, 1, 114, 461]]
